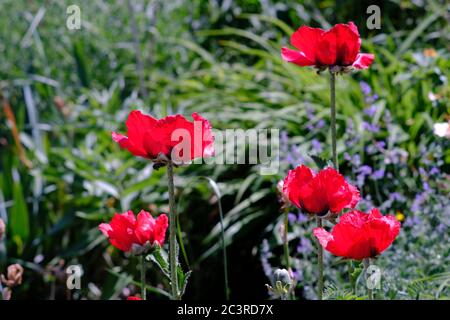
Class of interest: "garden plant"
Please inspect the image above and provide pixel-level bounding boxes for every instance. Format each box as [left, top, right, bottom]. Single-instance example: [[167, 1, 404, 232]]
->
[[0, 0, 448, 302]]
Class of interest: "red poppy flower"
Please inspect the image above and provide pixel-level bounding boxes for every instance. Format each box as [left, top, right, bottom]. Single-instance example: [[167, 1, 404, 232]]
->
[[313, 208, 400, 260], [281, 22, 374, 70], [127, 296, 143, 300], [99, 210, 168, 254], [112, 110, 214, 164], [283, 165, 360, 215]]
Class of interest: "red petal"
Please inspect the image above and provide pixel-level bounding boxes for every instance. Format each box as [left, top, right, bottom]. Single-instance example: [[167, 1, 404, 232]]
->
[[143, 130, 172, 159], [104, 211, 138, 252], [112, 132, 148, 158], [313, 228, 333, 248], [127, 296, 142, 300], [318, 23, 361, 66], [314, 23, 361, 66], [99, 223, 112, 236], [316, 29, 337, 65], [313, 227, 347, 257], [366, 209, 400, 255], [126, 110, 157, 146], [192, 112, 215, 158], [281, 47, 315, 66], [347, 21, 360, 37], [334, 23, 361, 65], [327, 216, 371, 260], [298, 177, 329, 214], [352, 53, 374, 69], [290, 26, 324, 62], [154, 115, 193, 160], [319, 168, 360, 213], [339, 210, 369, 226], [347, 184, 361, 208], [283, 165, 315, 208], [153, 214, 168, 246], [135, 210, 156, 245], [315, 210, 401, 260]]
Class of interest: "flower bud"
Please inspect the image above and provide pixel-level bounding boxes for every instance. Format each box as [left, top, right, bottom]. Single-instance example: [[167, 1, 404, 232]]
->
[[274, 268, 292, 287], [1, 264, 24, 288], [276, 180, 291, 210], [0, 218, 5, 240], [267, 268, 294, 300]]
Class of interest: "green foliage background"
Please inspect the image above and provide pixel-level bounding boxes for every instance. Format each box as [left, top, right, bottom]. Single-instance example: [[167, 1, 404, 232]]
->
[[0, 0, 448, 299]]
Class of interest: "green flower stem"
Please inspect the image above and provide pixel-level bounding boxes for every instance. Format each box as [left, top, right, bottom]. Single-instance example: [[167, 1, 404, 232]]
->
[[283, 210, 290, 270], [347, 260, 355, 294], [282, 210, 292, 300], [167, 162, 179, 300], [330, 71, 338, 170], [217, 190, 230, 300], [363, 258, 374, 300], [316, 217, 324, 300], [140, 254, 146, 300]]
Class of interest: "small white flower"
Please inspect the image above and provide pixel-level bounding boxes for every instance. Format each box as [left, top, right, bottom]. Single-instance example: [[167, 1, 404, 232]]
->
[[428, 92, 439, 102], [433, 122, 450, 138]]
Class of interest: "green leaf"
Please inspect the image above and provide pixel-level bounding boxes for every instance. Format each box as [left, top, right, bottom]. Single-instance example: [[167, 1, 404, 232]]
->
[[178, 270, 192, 298], [9, 169, 30, 244], [148, 246, 170, 279], [309, 155, 332, 170], [101, 269, 133, 300]]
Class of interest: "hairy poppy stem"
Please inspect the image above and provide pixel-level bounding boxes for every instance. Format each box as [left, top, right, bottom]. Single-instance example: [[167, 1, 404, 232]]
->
[[167, 163, 179, 300], [316, 217, 324, 300], [330, 71, 338, 170], [363, 258, 374, 300], [140, 254, 146, 300], [283, 210, 292, 300], [347, 260, 356, 294], [283, 210, 290, 270]]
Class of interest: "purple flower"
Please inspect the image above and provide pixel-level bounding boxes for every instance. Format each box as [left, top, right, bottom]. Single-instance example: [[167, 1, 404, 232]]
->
[[429, 167, 440, 175], [316, 119, 325, 129], [419, 167, 427, 177], [311, 139, 323, 153], [289, 145, 305, 167], [375, 141, 386, 149], [288, 212, 297, 224], [291, 269, 303, 282], [389, 192, 405, 203], [344, 153, 351, 161], [297, 237, 312, 255], [366, 145, 377, 155], [357, 165, 372, 186], [364, 105, 377, 117], [351, 154, 361, 167], [404, 216, 422, 227], [358, 165, 373, 176], [360, 81, 372, 95], [411, 192, 428, 212], [297, 212, 308, 223], [362, 121, 380, 133], [372, 168, 385, 180], [385, 149, 409, 164], [437, 223, 447, 234]]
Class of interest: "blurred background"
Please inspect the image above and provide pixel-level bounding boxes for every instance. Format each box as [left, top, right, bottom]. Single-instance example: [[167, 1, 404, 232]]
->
[[0, 0, 449, 300]]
